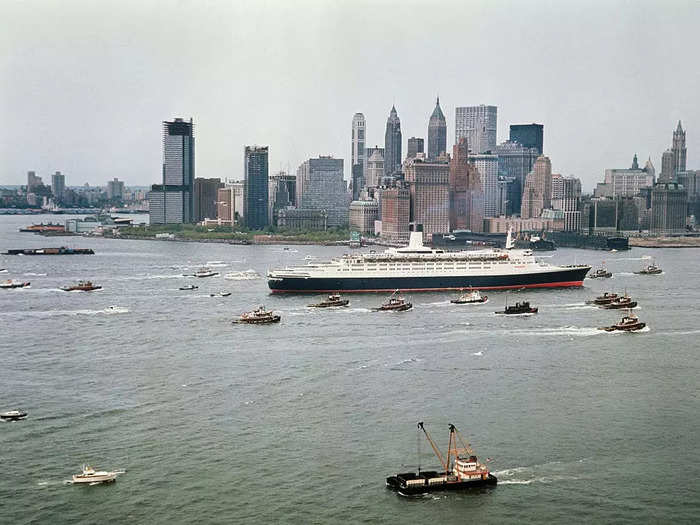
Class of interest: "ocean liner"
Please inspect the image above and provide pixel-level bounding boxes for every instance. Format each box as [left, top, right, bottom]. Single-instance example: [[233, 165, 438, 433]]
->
[[267, 229, 590, 293]]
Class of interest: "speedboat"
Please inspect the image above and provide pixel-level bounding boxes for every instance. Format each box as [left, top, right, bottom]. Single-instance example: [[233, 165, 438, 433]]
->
[[0, 409, 27, 421], [495, 301, 538, 315], [373, 291, 412, 312], [308, 293, 350, 308], [599, 311, 646, 332], [210, 291, 231, 297], [61, 280, 101, 292], [72, 465, 119, 484], [0, 279, 30, 289], [451, 289, 488, 304], [179, 284, 198, 291], [234, 306, 281, 324], [194, 267, 219, 278]]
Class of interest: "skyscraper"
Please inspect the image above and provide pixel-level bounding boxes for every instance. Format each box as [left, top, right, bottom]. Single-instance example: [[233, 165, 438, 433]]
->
[[107, 177, 125, 201], [365, 147, 385, 188], [651, 181, 687, 234], [407, 137, 424, 160], [27, 171, 42, 191], [672, 120, 687, 176], [194, 177, 223, 222], [455, 105, 497, 154], [268, 172, 296, 225], [509, 124, 544, 154], [427, 97, 447, 160], [495, 140, 539, 215], [404, 155, 450, 241], [520, 155, 553, 219], [449, 138, 484, 232], [148, 118, 195, 224], [380, 185, 410, 244], [296, 156, 348, 227], [384, 106, 402, 176], [351, 113, 366, 179], [469, 154, 499, 217], [244, 146, 269, 229], [660, 149, 675, 182], [51, 171, 65, 201]]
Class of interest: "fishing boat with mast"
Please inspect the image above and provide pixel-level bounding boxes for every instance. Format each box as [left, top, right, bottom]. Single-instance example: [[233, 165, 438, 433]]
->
[[373, 290, 412, 311], [635, 260, 662, 275], [599, 310, 646, 332], [386, 422, 497, 496], [586, 292, 618, 305], [450, 288, 488, 304]]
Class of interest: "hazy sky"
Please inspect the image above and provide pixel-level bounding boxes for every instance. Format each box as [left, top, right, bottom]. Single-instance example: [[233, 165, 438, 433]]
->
[[1, 0, 699, 191]]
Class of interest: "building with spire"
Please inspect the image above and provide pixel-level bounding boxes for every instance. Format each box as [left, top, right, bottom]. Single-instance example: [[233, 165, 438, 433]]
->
[[384, 106, 402, 177], [427, 97, 447, 160], [595, 154, 655, 198], [672, 120, 687, 176]]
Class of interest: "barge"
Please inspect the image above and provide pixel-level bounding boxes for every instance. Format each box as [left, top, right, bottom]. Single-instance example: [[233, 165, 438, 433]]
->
[[4, 247, 94, 255]]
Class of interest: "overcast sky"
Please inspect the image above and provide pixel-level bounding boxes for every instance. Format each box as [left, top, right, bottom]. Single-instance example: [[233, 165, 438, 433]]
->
[[1, 0, 698, 191]]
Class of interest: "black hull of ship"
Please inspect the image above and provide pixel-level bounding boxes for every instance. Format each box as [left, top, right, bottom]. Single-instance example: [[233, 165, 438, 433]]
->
[[386, 474, 498, 496], [269, 267, 590, 293]]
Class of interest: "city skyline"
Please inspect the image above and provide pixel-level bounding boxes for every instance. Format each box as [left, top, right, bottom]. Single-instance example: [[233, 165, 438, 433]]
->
[[2, 1, 700, 191]]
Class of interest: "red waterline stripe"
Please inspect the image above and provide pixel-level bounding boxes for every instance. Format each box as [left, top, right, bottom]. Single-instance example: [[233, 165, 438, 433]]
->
[[269, 281, 584, 293]]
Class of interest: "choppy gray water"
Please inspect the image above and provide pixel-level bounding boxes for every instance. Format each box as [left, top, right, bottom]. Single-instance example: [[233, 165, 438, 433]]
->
[[1, 215, 699, 524]]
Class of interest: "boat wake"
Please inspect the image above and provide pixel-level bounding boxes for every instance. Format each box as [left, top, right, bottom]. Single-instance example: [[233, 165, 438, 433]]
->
[[224, 270, 261, 280], [24, 272, 47, 276]]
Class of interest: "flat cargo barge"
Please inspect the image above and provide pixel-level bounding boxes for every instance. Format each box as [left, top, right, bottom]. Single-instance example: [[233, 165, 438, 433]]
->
[[4, 247, 94, 255]]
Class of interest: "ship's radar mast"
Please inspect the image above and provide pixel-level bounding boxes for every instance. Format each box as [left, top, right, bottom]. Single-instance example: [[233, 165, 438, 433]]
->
[[505, 227, 514, 250]]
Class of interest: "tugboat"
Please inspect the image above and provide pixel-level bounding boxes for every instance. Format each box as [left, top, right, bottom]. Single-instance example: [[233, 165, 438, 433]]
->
[[373, 290, 412, 312], [586, 292, 619, 305], [635, 262, 662, 275], [71, 465, 119, 484], [179, 284, 198, 291], [386, 422, 497, 496], [0, 409, 27, 421], [194, 267, 219, 278], [308, 293, 350, 308], [61, 280, 102, 292], [451, 288, 488, 304], [233, 306, 281, 324], [599, 311, 646, 332], [589, 265, 612, 279], [602, 293, 637, 310], [495, 301, 538, 315], [0, 279, 30, 289]]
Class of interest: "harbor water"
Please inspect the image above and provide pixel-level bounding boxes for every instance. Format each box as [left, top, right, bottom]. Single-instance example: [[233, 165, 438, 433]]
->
[[1, 215, 699, 524]]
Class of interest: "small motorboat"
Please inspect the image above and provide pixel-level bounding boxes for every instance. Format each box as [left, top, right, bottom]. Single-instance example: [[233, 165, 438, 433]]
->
[[308, 293, 350, 308], [210, 291, 232, 297], [234, 306, 281, 324], [602, 294, 637, 309], [599, 311, 646, 332], [0, 279, 30, 289], [373, 290, 412, 312], [451, 288, 488, 304], [0, 409, 27, 421], [586, 292, 619, 305], [194, 267, 219, 278], [72, 465, 119, 484], [634, 263, 662, 275], [61, 280, 101, 292], [0, 268, 7, 273], [179, 284, 198, 291], [589, 267, 612, 279], [495, 301, 538, 315]]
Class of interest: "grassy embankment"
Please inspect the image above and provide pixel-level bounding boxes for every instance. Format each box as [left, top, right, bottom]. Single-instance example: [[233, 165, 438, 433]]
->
[[115, 224, 352, 243]]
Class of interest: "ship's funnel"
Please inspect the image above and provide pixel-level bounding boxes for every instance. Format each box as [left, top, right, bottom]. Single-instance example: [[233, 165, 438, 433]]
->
[[408, 231, 424, 249]]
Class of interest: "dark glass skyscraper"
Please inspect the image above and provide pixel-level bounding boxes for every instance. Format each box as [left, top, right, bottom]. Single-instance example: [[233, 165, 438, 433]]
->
[[148, 118, 195, 224], [509, 123, 544, 154], [384, 105, 402, 177], [407, 137, 424, 159], [244, 146, 269, 229], [427, 97, 447, 160]]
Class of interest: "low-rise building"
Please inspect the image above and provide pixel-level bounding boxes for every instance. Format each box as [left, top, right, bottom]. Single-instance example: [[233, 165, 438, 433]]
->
[[349, 200, 378, 234], [276, 208, 328, 230]]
